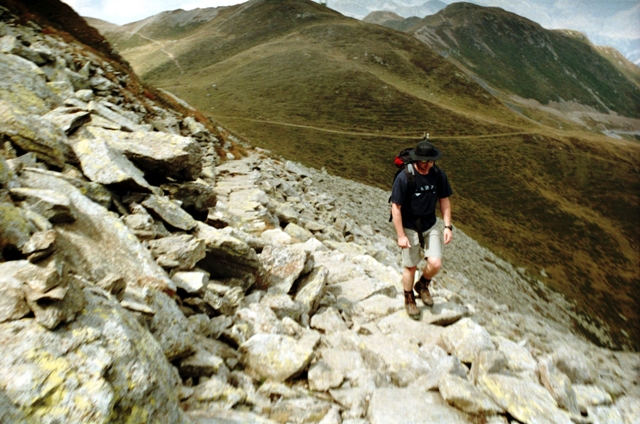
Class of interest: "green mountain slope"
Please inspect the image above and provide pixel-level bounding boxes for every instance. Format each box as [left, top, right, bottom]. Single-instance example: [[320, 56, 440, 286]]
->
[[96, 0, 640, 350], [403, 2, 640, 118]]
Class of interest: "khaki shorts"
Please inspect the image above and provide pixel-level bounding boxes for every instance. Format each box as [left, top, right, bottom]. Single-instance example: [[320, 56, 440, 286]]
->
[[401, 225, 442, 268]]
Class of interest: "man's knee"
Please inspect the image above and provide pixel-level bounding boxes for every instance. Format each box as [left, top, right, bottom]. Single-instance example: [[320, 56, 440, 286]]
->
[[426, 257, 442, 271]]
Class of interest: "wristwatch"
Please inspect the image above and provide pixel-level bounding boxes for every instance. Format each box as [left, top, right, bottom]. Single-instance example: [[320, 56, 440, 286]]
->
[[444, 225, 453, 231]]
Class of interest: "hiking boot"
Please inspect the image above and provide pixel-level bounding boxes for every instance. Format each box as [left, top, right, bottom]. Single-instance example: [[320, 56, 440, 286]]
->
[[415, 278, 434, 306], [404, 290, 420, 320]]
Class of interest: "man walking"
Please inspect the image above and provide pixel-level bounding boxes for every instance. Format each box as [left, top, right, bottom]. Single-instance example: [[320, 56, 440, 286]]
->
[[390, 140, 453, 319]]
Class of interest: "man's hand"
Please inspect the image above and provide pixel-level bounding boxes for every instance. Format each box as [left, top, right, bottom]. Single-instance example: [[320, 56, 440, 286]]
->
[[397, 235, 411, 249], [443, 228, 452, 245]]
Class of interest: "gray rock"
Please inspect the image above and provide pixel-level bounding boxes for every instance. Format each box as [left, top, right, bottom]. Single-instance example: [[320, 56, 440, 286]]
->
[[311, 307, 349, 333], [148, 234, 206, 270], [573, 384, 613, 413], [260, 227, 292, 245], [269, 395, 333, 424], [258, 244, 309, 294], [284, 222, 313, 242], [0, 289, 189, 423], [142, 194, 198, 231], [123, 212, 156, 240], [173, 270, 209, 294], [95, 273, 126, 300], [204, 284, 244, 316], [0, 53, 60, 114], [439, 375, 503, 415], [329, 387, 369, 419], [423, 301, 468, 326], [183, 116, 208, 138], [308, 360, 344, 392], [189, 409, 277, 424], [0, 100, 66, 168], [20, 168, 174, 292], [260, 292, 307, 323], [0, 265, 30, 323], [615, 395, 640, 424], [42, 107, 90, 135], [193, 212, 258, 276], [538, 355, 580, 415], [84, 126, 202, 181], [588, 405, 625, 424], [21, 229, 56, 261], [87, 100, 145, 132], [146, 289, 195, 361], [70, 136, 152, 191], [161, 180, 216, 213], [187, 376, 247, 410], [0, 201, 36, 254], [3, 256, 64, 293], [492, 336, 538, 380], [24, 276, 85, 330], [240, 334, 315, 382], [368, 388, 472, 424], [0, 153, 13, 187], [10, 187, 76, 223], [359, 333, 430, 387], [294, 266, 328, 316], [553, 346, 597, 384], [480, 373, 573, 424], [327, 276, 396, 303], [469, 350, 508, 385], [178, 348, 225, 380], [225, 303, 286, 347], [410, 345, 468, 392], [441, 317, 495, 364]]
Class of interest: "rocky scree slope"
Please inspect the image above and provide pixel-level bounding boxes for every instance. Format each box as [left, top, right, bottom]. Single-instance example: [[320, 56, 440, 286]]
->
[[0, 5, 639, 424]]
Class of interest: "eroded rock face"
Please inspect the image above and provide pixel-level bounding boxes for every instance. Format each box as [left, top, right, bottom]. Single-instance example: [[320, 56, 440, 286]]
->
[[0, 5, 638, 424], [0, 289, 188, 424]]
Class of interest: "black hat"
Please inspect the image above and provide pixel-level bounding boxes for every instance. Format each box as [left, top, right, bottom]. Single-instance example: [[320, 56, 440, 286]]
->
[[410, 140, 442, 161]]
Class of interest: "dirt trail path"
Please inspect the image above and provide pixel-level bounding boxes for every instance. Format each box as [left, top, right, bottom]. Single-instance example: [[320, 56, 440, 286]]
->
[[214, 115, 532, 140], [126, 31, 184, 74]]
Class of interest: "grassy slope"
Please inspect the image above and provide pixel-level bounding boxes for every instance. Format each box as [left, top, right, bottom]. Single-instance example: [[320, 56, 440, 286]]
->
[[411, 3, 640, 118], [101, 0, 639, 349]]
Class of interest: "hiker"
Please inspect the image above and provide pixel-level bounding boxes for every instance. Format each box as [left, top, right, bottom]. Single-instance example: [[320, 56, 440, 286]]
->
[[390, 140, 453, 319]]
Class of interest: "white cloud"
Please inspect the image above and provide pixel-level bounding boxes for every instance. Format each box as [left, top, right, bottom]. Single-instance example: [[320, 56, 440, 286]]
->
[[61, 0, 244, 25]]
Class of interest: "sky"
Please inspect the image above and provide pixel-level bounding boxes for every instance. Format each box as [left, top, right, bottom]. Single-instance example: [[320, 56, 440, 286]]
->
[[61, 0, 244, 25]]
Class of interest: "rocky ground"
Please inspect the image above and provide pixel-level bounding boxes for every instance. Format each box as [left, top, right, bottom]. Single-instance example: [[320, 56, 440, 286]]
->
[[0, 5, 638, 424]]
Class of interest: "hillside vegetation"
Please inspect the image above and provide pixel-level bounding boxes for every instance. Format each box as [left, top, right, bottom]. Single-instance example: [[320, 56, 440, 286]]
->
[[96, 0, 640, 350], [401, 2, 640, 118]]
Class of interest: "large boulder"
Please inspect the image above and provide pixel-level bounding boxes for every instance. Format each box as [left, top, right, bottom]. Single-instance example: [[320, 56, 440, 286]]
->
[[480, 373, 573, 424], [84, 126, 202, 181], [239, 334, 315, 382], [0, 53, 60, 114], [70, 136, 152, 191], [0, 100, 66, 168], [195, 223, 261, 281], [20, 168, 175, 292], [0, 288, 189, 423]]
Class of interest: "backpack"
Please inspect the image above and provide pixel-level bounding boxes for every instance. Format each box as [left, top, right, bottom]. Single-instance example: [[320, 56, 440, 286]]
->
[[388, 148, 416, 222]]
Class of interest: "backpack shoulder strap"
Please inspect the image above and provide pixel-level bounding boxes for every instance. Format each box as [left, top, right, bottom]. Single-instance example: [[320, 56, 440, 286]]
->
[[404, 163, 416, 197]]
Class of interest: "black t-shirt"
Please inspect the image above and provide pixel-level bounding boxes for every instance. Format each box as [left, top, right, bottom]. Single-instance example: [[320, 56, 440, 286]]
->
[[390, 165, 453, 232]]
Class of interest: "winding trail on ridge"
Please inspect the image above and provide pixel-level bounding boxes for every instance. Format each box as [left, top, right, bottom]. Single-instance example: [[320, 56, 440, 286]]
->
[[126, 31, 184, 74], [212, 115, 532, 140]]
